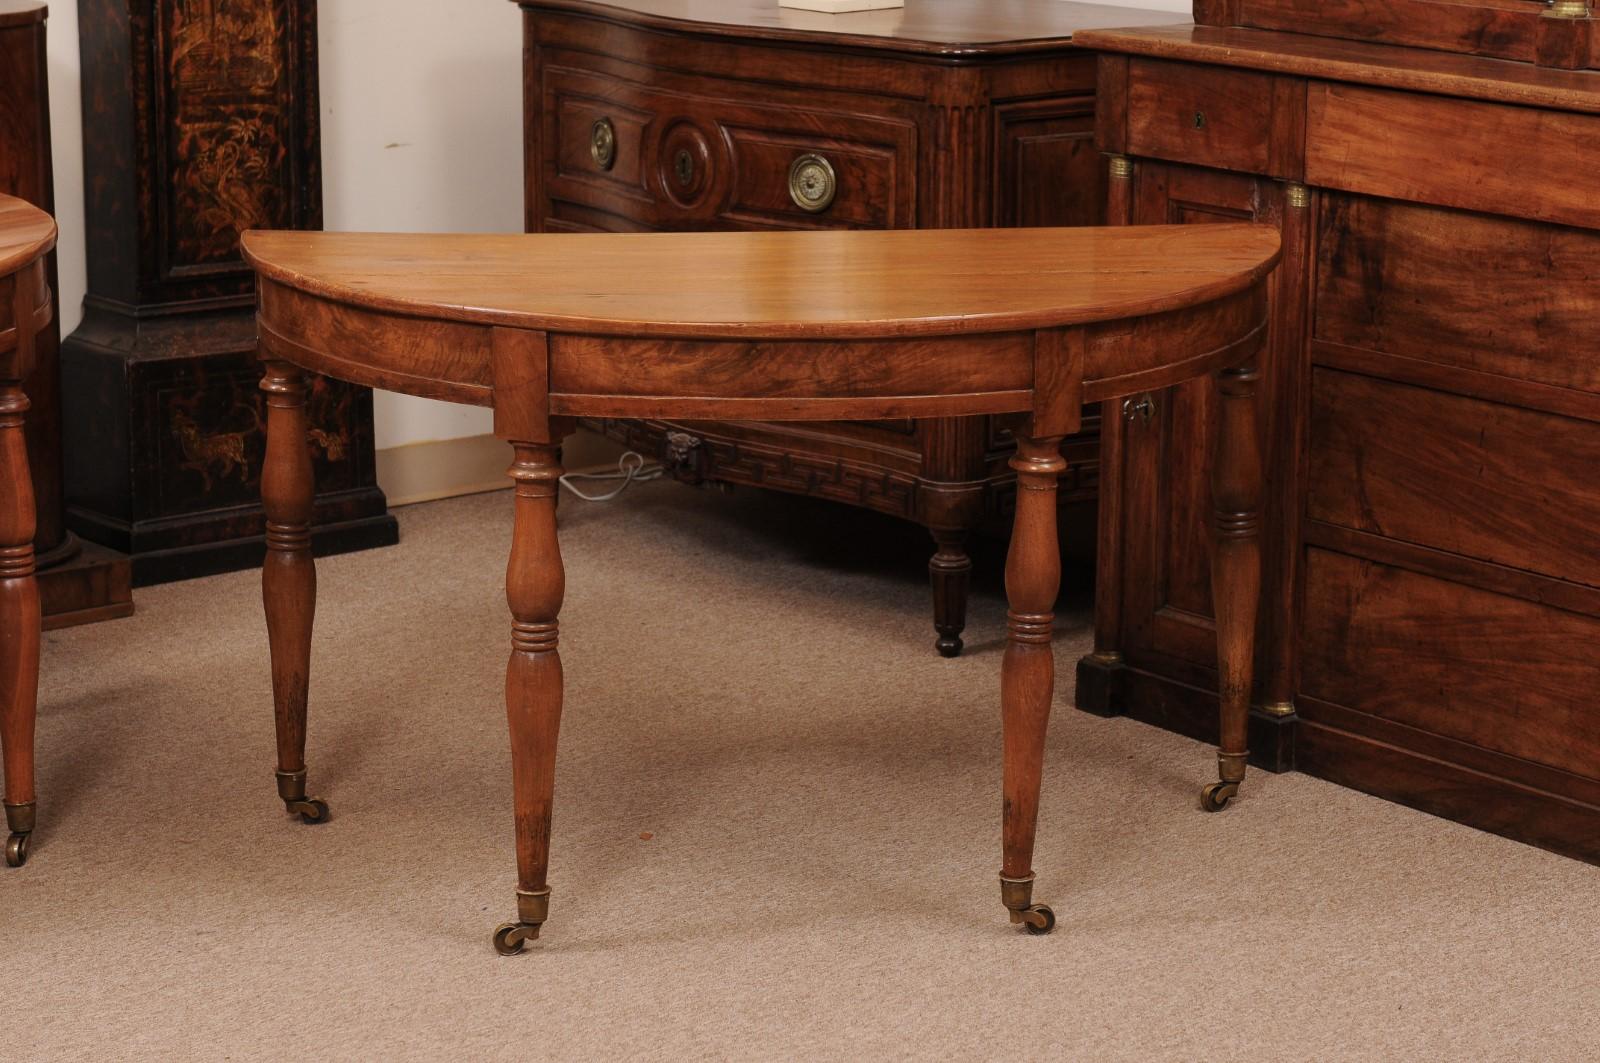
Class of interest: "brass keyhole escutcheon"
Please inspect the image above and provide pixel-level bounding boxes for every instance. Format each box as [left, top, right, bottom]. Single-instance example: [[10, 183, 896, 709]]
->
[[1193, 111, 1207, 130], [590, 117, 617, 171], [788, 153, 838, 214], [674, 149, 695, 188]]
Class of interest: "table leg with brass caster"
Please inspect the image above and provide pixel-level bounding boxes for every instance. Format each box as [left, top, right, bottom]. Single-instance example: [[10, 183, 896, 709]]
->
[[998, 432, 1065, 935], [495, 439, 567, 955], [494, 887, 552, 956], [1204, 362, 1263, 813], [261, 362, 328, 830], [4, 801, 34, 867], [1, 358, 41, 871], [277, 769, 330, 824]]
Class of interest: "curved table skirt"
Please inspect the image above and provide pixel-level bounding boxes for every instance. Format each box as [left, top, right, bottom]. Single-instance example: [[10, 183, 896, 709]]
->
[[256, 278, 1266, 422]]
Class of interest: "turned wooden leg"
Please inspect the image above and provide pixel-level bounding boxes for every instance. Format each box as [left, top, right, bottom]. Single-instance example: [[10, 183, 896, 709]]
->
[[0, 377, 40, 868], [493, 442, 565, 955], [260, 361, 328, 826], [928, 527, 972, 658], [998, 432, 1065, 935], [1202, 362, 1263, 813]]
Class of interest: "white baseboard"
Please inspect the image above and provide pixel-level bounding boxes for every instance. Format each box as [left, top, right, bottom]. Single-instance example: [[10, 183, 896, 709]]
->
[[377, 428, 629, 507]]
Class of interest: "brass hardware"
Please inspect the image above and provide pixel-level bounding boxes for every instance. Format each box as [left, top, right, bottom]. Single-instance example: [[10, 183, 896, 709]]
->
[[673, 148, 695, 188], [1285, 182, 1310, 209], [4, 802, 35, 868], [1193, 111, 1207, 130], [788, 153, 838, 213], [1545, 0, 1591, 18], [999, 874, 1055, 935], [590, 117, 617, 171], [1200, 781, 1240, 812], [275, 769, 330, 825], [493, 886, 552, 955], [1202, 751, 1248, 812], [1261, 699, 1296, 718], [1107, 154, 1133, 180], [1122, 395, 1155, 423]]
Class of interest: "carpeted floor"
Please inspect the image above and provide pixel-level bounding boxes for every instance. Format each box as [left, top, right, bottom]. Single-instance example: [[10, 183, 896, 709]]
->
[[9, 482, 1598, 1061]]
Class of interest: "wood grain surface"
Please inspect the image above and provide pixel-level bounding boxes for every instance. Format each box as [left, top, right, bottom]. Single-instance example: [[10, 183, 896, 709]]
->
[[243, 226, 1280, 341]]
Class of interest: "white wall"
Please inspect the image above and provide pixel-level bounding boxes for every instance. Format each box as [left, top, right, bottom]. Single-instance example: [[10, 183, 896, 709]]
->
[[41, 0, 1188, 453]]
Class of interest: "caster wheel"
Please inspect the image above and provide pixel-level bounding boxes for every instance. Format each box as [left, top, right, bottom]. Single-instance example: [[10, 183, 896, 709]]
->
[[288, 798, 331, 825], [936, 636, 963, 659], [1021, 904, 1055, 936], [4, 832, 29, 868], [1200, 782, 1239, 813], [493, 922, 537, 956]]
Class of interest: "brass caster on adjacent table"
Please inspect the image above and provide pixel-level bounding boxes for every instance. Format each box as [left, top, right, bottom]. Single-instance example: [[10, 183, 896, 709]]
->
[[999, 873, 1055, 936], [1200, 781, 1240, 813], [493, 886, 552, 956], [493, 922, 541, 956], [276, 770, 331, 825], [4, 802, 35, 867], [4, 832, 29, 868]]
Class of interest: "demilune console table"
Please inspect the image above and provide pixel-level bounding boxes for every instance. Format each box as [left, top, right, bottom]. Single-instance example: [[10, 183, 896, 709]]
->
[[240, 225, 1278, 950]]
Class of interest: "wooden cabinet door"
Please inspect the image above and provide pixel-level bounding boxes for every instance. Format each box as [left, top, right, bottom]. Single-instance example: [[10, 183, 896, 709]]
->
[[1116, 162, 1297, 693]]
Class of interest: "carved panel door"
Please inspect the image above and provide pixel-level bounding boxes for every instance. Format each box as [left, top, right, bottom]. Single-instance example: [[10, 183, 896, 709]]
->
[[1116, 162, 1298, 698]]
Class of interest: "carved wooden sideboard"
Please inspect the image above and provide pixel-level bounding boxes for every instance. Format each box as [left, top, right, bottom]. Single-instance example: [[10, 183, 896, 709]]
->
[[1077, 4, 1600, 862], [516, 0, 1182, 656]]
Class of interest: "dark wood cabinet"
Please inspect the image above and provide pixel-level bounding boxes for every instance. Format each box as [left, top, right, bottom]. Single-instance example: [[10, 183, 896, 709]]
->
[[60, 0, 395, 585], [0, 0, 132, 627], [1079, 14, 1600, 862], [516, 0, 1184, 655]]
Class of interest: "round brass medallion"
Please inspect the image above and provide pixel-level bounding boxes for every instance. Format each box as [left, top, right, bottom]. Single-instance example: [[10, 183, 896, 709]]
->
[[787, 153, 837, 214], [590, 118, 616, 171]]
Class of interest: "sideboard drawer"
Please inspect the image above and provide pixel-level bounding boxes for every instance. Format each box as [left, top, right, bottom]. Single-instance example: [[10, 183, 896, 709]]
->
[[543, 61, 916, 230], [1300, 548, 1600, 783], [1306, 82, 1600, 229], [1315, 194, 1600, 396], [1125, 58, 1275, 175], [1307, 368, 1600, 587]]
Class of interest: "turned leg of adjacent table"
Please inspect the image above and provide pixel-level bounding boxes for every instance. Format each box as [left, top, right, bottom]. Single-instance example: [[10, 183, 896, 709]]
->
[[260, 361, 329, 826], [928, 527, 972, 658], [998, 432, 1065, 934], [0, 372, 40, 868], [1201, 362, 1264, 812], [493, 442, 566, 956]]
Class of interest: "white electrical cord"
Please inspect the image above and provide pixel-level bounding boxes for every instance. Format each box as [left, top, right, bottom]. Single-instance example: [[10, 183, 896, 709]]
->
[[558, 451, 663, 502]]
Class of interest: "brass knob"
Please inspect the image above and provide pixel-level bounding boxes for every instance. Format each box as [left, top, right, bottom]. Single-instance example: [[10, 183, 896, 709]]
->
[[1122, 395, 1156, 423], [788, 153, 837, 214], [590, 118, 616, 171]]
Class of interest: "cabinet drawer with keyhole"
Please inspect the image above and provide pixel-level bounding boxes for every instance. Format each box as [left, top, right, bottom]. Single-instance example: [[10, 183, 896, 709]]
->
[[1125, 58, 1276, 176]]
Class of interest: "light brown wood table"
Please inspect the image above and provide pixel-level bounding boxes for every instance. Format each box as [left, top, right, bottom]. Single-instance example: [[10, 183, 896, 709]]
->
[[241, 225, 1279, 951]]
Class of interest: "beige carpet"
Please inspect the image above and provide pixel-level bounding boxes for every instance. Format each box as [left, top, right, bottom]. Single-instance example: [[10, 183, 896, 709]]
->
[[10, 482, 1598, 1061]]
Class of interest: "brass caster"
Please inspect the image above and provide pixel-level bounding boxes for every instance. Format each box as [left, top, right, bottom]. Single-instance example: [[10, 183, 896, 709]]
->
[[1201, 781, 1240, 813], [286, 797, 331, 825], [1017, 904, 1055, 935], [493, 922, 541, 956], [4, 832, 29, 868], [936, 635, 963, 658]]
